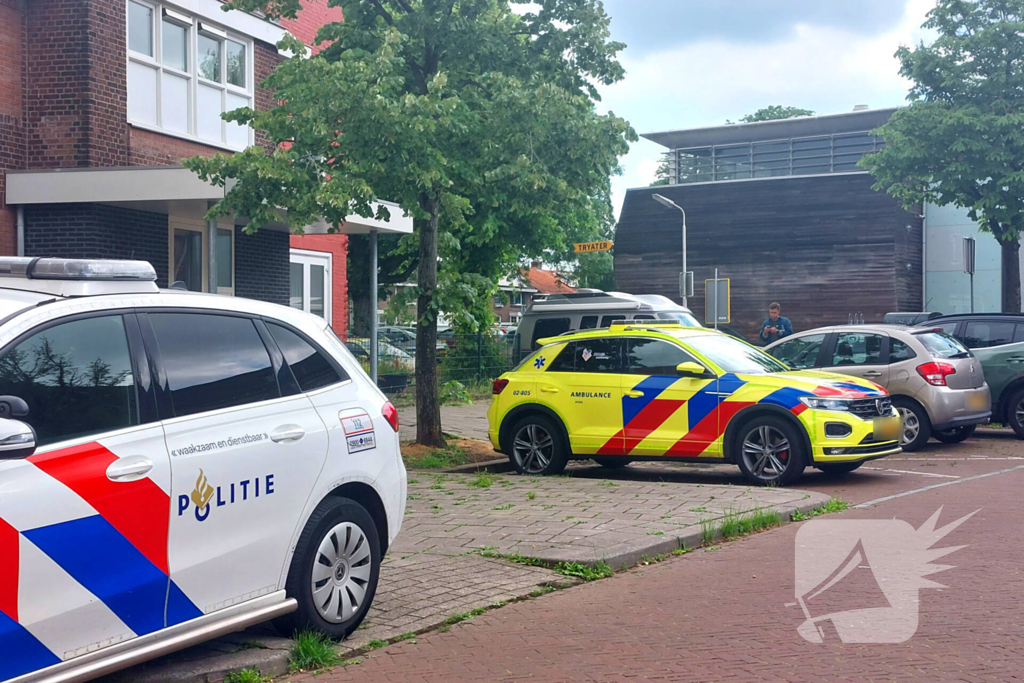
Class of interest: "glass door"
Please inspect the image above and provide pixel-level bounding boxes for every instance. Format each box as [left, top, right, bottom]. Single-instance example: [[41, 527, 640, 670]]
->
[[289, 248, 332, 324]]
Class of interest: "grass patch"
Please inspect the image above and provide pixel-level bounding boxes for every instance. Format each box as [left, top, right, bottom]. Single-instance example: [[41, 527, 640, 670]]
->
[[403, 444, 468, 470], [478, 551, 613, 582], [443, 606, 488, 625], [527, 491, 536, 500], [530, 586, 556, 597], [718, 508, 781, 540], [597, 480, 618, 487], [791, 498, 849, 521], [689, 507, 707, 513], [289, 631, 340, 673], [493, 503, 515, 511], [700, 518, 716, 545], [469, 474, 494, 489], [365, 639, 388, 651], [223, 669, 269, 683], [393, 631, 418, 642]]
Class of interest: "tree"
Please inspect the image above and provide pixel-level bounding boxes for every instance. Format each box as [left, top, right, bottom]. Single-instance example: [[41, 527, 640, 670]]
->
[[862, 0, 1024, 313], [185, 0, 634, 446], [734, 106, 815, 123]]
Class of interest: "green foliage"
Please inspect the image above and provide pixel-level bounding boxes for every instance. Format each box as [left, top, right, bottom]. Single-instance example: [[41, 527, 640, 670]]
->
[[469, 474, 494, 488], [718, 508, 781, 540], [700, 518, 716, 545], [862, 0, 1024, 310], [223, 668, 269, 683], [439, 334, 513, 383], [365, 639, 389, 651], [289, 631, 340, 672], [439, 380, 473, 406], [403, 444, 467, 469], [728, 105, 815, 124], [554, 560, 614, 581], [791, 498, 849, 521], [188, 0, 636, 442]]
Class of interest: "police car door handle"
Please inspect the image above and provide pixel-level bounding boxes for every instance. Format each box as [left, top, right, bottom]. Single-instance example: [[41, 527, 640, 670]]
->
[[625, 390, 644, 398], [106, 456, 154, 483], [271, 425, 305, 443]]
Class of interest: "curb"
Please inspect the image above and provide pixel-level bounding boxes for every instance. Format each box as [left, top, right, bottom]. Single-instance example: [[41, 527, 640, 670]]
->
[[526, 493, 833, 571], [443, 457, 512, 473]]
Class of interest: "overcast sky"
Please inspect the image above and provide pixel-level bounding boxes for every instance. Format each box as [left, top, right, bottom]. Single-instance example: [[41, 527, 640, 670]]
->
[[596, 0, 937, 219]]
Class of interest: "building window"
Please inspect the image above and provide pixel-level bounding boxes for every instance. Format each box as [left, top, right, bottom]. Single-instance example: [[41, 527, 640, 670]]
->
[[668, 132, 884, 185], [168, 218, 235, 294], [127, 1, 253, 149]]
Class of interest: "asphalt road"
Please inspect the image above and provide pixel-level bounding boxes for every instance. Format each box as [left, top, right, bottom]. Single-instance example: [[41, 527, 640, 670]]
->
[[292, 427, 1024, 682]]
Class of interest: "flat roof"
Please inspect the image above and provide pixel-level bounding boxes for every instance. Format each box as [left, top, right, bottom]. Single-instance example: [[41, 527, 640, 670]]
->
[[642, 107, 898, 150]]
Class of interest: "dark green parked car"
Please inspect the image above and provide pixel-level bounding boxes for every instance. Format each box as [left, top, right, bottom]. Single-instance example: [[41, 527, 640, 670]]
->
[[919, 314, 1024, 437]]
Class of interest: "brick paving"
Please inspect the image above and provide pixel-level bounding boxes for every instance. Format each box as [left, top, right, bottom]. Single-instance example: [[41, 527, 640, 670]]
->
[[288, 458, 1024, 682], [399, 403, 491, 442]]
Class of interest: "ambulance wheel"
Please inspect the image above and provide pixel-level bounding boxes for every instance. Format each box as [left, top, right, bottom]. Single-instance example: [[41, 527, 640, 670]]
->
[[593, 456, 633, 469], [508, 414, 569, 475], [735, 415, 807, 486], [275, 497, 381, 639]]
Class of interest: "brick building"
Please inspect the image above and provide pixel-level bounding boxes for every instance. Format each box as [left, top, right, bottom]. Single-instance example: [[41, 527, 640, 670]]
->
[[0, 0, 409, 333]]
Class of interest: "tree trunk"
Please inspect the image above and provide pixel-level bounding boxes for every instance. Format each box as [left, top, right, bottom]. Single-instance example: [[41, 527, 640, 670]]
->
[[1001, 238, 1021, 313], [350, 288, 373, 338], [415, 193, 444, 447]]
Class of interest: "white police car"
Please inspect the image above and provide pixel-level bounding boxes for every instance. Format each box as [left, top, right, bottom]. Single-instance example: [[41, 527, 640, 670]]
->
[[0, 258, 406, 683]]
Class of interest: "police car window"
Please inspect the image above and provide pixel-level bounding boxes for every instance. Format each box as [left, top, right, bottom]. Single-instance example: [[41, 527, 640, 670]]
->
[[149, 313, 279, 417], [601, 315, 626, 328], [770, 334, 825, 369], [627, 339, 697, 376], [267, 322, 346, 392], [531, 317, 570, 349], [0, 315, 139, 446], [963, 321, 1015, 349]]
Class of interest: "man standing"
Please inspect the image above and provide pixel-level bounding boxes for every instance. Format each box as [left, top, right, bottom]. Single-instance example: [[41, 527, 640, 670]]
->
[[759, 302, 793, 345]]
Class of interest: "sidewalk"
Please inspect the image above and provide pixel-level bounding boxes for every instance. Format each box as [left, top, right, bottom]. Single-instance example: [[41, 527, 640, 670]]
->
[[398, 402, 490, 442], [106, 471, 829, 682]]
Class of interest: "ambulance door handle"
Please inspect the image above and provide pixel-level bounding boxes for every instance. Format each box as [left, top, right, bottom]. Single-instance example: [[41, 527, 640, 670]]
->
[[271, 425, 305, 443], [540, 386, 559, 394], [106, 456, 154, 483], [625, 390, 644, 398]]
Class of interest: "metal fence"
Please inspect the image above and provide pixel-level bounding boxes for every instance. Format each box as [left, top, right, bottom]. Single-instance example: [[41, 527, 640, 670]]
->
[[344, 332, 517, 394]]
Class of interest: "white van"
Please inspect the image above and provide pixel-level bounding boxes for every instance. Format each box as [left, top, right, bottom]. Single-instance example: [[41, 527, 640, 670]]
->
[[513, 290, 701, 361]]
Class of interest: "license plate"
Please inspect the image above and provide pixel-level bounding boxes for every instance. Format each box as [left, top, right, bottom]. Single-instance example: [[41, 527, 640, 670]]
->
[[967, 392, 988, 410], [874, 416, 901, 441]]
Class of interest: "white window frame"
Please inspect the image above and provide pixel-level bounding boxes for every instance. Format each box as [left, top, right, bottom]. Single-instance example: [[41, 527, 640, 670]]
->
[[168, 216, 235, 294], [127, 0, 255, 151], [290, 249, 333, 325]]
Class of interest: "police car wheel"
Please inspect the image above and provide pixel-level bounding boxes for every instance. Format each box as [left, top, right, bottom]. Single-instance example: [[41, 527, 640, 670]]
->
[[735, 416, 807, 486], [275, 496, 381, 639], [509, 415, 568, 475]]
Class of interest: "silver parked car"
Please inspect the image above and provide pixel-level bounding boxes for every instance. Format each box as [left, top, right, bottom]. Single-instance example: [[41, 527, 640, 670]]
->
[[765, 325, 991, 451]]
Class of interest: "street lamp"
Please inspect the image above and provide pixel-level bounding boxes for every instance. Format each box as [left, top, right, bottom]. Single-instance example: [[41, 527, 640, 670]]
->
[[652, 193, 688, 308]]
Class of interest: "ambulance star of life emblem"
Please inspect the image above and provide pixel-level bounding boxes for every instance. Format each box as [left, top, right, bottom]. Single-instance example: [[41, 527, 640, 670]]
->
[[789, 507, 976, 643]]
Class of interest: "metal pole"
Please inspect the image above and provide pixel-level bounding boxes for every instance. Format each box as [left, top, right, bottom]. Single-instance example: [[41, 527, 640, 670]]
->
[[369, 229, 379, 384], [207, 216, 218, 295], [713, 267, 719, 331], [970, 272, 975, 313], [681, 209, 687, 309]]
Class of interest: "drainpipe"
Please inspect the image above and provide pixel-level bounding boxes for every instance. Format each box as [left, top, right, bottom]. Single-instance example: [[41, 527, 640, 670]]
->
[[16, 206, 24, 257]]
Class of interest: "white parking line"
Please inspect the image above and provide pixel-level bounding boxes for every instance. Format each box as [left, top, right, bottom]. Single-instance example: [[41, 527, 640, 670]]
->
[[862, 467, 961, 479], [855, 465, 1024, 508]]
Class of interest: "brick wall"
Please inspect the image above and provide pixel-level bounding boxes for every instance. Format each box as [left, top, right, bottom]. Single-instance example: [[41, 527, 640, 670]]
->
[[235, 227, 290, 305], [128, 128, 226, 167], [24, 0, 128, 169], [24, 204, 169, 284], [0, 0, 24, 256], [290, 233, 349, 334]]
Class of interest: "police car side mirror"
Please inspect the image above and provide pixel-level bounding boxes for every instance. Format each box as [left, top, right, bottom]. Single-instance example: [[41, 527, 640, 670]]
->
[[677, 362, 710, 378], [0, 418, 36, 460]]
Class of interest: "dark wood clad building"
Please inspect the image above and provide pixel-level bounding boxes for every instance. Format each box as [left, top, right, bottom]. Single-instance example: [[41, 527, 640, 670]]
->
[[615, 108, 923, 340]]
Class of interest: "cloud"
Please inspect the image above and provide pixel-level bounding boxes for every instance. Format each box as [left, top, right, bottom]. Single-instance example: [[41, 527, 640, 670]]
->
[[599, 0, 937, 219], [601, 0, 914, 58]]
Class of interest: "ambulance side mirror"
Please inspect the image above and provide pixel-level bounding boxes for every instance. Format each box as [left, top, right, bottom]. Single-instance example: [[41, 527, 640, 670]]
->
[[0, 418, 35, 460], [676, 361, 710, 378]]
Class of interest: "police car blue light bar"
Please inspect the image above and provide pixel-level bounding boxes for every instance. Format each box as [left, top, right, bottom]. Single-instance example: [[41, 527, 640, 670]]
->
[[0, 257, 157, 281]]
